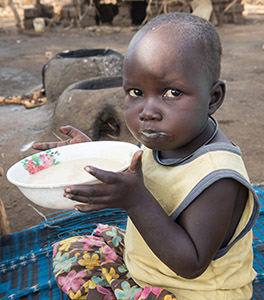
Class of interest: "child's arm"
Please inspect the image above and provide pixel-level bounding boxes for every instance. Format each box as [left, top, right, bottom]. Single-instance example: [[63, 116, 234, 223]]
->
[[65, 151, 248, 279], [32, 126, 91, 150]]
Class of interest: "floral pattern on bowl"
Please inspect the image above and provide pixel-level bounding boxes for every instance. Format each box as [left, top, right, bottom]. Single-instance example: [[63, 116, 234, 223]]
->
[[22, 150, 61, 175]]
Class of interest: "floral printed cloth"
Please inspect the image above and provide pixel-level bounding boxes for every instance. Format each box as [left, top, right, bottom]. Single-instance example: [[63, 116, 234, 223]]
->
[[52, 224, 177, 300]]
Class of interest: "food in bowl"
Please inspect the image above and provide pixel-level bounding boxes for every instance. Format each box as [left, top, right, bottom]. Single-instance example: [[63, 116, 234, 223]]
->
[[7, 141, 139, 209], [26, 157, 124, 186]]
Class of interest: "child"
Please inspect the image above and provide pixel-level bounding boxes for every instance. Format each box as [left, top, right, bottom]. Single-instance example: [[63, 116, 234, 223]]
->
[[34, 12, 259, 300]]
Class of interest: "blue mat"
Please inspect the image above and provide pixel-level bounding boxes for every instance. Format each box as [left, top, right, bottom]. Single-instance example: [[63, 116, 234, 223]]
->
[[0, 209, 127, 300], [252, 185, 264, 299], [0, 186, 264, 300]]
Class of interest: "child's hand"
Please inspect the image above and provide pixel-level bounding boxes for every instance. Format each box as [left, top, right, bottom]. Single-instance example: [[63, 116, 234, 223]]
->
[[32, 126, 91, 151], [64, 150, 148, 213]]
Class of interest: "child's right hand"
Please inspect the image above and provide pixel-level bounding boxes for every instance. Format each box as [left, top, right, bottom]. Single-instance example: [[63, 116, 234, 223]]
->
[[32, 126, 91, 151]]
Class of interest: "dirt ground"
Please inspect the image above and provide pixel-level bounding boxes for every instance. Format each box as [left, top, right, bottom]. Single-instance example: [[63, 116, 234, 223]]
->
[[0, 14, 264, 233]]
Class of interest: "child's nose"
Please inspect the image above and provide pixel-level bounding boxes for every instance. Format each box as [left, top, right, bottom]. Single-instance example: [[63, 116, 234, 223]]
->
[[139, 99, 162, 121]]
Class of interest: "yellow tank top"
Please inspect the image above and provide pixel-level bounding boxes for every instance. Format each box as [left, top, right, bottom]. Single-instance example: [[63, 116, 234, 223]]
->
[[124, 143, 259, 300]]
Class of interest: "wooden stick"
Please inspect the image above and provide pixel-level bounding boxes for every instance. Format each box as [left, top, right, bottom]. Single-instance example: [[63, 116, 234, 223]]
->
[[8, 0, 23, 33], [141, 0, 153, 25], [51, 131, 64, 141], [0, 198, 10, 236], [219, 0, 238, 24]]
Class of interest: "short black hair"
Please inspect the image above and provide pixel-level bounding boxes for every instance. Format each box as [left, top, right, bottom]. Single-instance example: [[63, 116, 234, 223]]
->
[[133, 12, 222, 84]]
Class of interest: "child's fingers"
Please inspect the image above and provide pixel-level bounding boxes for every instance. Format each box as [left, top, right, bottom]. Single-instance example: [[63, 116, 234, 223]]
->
[[85, 166, 118, 184], [129, 150, 143, 173], [32, 142, 50, 150], [32, 141, 66, 150], [60, 125, 91, 141], [65, 190, 109, 206], [64, 184, 106, 198], [59, 125, 78, 136], [74, 204, 107, 213]]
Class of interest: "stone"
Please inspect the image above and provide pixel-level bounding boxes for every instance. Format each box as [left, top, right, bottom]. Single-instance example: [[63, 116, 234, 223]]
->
[[43, 48, 124, 103], [36, 77, 136, 145]]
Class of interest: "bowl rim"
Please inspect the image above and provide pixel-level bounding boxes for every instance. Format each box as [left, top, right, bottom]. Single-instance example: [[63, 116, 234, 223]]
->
[[7, 141, 139, 189]]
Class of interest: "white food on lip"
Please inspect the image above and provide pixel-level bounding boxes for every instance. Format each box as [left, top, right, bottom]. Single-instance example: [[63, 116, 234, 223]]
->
[[141, 131, 167, 137]]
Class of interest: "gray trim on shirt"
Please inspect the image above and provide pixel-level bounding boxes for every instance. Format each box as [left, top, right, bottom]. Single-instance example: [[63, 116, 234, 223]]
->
[[153, 142, 242, 166], [170, 169, 260, 260]]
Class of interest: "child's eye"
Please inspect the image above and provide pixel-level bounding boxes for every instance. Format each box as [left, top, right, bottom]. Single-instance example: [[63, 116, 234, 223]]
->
[[163, 88, 182, 98], [128, 89, 143, 97]]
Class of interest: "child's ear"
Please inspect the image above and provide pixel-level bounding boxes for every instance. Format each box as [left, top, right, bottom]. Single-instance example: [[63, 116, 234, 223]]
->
[[208, 80, 226, 115]]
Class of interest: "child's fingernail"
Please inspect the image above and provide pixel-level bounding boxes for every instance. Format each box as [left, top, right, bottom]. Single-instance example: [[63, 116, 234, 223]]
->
[[85, 166, 90, 172]]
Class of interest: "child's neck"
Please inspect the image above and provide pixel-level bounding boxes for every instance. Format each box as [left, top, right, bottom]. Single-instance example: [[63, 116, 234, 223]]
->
[[156, 116, 218, 163]]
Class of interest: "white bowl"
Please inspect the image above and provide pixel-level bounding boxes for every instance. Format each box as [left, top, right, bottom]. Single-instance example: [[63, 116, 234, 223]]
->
[[7, 141, 139, 209]]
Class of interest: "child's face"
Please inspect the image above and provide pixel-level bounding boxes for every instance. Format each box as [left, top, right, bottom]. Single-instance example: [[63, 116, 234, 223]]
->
[[123, 26, 213, 152]]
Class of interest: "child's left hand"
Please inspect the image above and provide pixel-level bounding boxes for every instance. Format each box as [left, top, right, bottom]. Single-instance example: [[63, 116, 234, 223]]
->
[[64, 150, 148, 212]]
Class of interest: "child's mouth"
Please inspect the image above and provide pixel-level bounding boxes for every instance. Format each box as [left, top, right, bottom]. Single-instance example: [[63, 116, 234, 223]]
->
[[140, 130, 167, 138]]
